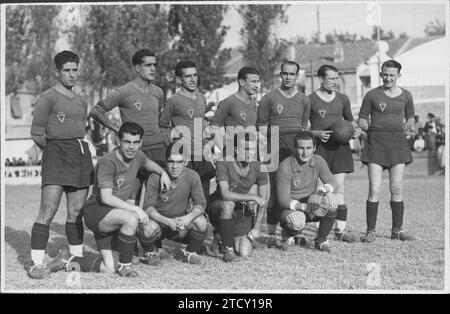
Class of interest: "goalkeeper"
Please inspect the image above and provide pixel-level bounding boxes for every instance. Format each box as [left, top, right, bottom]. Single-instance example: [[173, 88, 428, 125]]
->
[[276, 131, 339, 252]]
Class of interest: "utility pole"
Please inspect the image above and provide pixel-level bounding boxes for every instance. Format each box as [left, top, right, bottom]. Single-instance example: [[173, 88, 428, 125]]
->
[[316, 5, 321, 42]]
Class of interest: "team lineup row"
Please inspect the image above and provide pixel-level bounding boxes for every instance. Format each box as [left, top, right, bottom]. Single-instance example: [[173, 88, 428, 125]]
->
[[27, 49, 415, 279]]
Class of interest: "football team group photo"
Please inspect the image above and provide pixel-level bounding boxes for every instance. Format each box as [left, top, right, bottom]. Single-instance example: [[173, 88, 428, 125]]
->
[[2, 2, 447, 292]]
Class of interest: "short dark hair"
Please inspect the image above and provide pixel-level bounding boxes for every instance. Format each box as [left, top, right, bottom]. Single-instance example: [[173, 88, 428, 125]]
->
[[175, 61, 197, 77], [317, 64, 338, 78], [294, 131, 316, 147], [237, 66, 259, 81], [118, 122, 144, 140], [54, 51, 79, 70], [281, 61, 300, 74], [132, 49, 156, 66], [381, 59, 402, 73], [165, 140, 184, 160]]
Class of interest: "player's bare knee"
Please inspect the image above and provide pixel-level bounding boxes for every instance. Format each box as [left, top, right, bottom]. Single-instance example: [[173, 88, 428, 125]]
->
[[192, 215, 207, 232], [390, 183, 403, 198], [122, 211, 139, 231], [140, 220, 160, 239], [220, 201, 235, 219]]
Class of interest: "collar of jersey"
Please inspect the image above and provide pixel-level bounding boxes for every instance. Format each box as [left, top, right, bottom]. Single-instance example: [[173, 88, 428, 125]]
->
[[290, 155, 315, 172]]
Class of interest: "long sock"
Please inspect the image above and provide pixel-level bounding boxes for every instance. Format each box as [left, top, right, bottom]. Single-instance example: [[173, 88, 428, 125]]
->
[[390, 201, 404, 231], [31, 223, 50, 265], [366, 201, 379, 232], [138, 233, 156, 253], [316, 215, 335, 244], [70, 255, 102, 273], [186, 229, 207, 253], [335, 205, 348, 232], [118, 232, 136, 264], [154, 239, 162, 249], [219, 219, 234, 248], [266, 224, 277, 236], [66, 222, 84, 257]]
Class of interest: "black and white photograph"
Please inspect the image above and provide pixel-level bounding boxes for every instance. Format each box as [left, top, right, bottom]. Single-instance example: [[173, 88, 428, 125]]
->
[[1, 0, 448, 295]]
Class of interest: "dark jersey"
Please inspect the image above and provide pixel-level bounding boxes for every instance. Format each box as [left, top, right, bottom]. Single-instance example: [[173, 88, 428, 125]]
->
[[359, 86, 415, 131], [210, 94, 257, 128], [87, 149, 147, 205], [257, 88, 310, 134], [31, 87, 87, 141], [216, 161, 268, 194], [276, 155, 337, 209], [309, 91, 354, 130], [99, 81, 165, 149], [144, 168, 206, 218], [159, 91, 206, 158]]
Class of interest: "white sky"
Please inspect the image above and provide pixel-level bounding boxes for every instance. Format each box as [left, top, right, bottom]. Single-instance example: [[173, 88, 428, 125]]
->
[[221, 1, 447, 48]]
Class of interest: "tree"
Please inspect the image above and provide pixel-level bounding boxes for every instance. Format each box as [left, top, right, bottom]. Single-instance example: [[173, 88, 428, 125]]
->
[[68, 4, 171, 99], [238, 4, 290, 90], [5, 5, 61, 95], [168, 5, 231, 91], [424, 19, 445, 37], [371, 27, 396, 40], [324, 29, 370, 44]]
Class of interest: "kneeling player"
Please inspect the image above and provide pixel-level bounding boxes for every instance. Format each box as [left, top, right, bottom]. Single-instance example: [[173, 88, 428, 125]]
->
[[207, 133, 268, 262], [49, 122, 171, 277], [138, 141, 208, 265], [276, 131, 338, 252]]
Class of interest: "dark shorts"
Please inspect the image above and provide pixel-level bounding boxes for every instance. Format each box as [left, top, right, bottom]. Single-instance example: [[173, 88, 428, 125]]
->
[[142, 144, 166, 163], [155, 224, 190, 245], [361, 130, 413, 168], [315, 138, 354, 174], [187, 159, 216, 182], [206, 193, 254, 237], [42, 139, 94, 188], [83, 202, 119, 251]]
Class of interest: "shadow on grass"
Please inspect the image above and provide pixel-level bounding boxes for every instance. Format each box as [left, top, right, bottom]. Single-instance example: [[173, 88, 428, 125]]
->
[[4, 226, 67, 270]]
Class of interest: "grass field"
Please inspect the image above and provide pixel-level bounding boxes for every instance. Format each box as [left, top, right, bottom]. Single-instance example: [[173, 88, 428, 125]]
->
[[2, 173, 447, 292]]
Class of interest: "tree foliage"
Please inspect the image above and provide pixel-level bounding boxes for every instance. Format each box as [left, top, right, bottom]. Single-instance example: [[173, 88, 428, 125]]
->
[[5, 5, 61, 94], [371, 26, 396, 41], [68, 4, 170, 98], [238, 4, 290, 90], [424, 19, 446, 37], [168, 5, 231, 91], [323, 29, 370, 44]]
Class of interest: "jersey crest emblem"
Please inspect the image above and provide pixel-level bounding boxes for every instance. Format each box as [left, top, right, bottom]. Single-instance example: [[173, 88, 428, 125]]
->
[[318, 109, 326, 119], [379, 103, 387, 112], [240, 112, 247, 121], [160, 192, 169, 203], [116, 177, 125, 189], [187, 109, 194, 118], [57, 112, 65, 124], [293, 178, 301, 187], [276, 104, 284, 115], [134, 101, 142, 111]]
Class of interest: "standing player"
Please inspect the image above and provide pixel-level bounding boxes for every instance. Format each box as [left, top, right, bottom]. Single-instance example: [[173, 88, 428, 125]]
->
[[207, 66, 261, 252], [257, 61, 310, 248], [138, 142, 208, 265], [159, 61, 215, 200], [81, 122, 171, 277], [89, 49, 166, 203], [276, 132, 338, 252], [207, 133, 268, 262], [309, 64, 361, 243], [358, 60, 415, 242], [29, 51, 94, 279]]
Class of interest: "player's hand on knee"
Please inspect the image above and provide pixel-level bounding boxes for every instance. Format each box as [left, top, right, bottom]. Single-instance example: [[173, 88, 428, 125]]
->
[[253, 196, 266, 207], [136, 209, 149, 224], [167, 218, 178, 231], [307, 192, 323, 212], [319, 131, 333, 142]]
